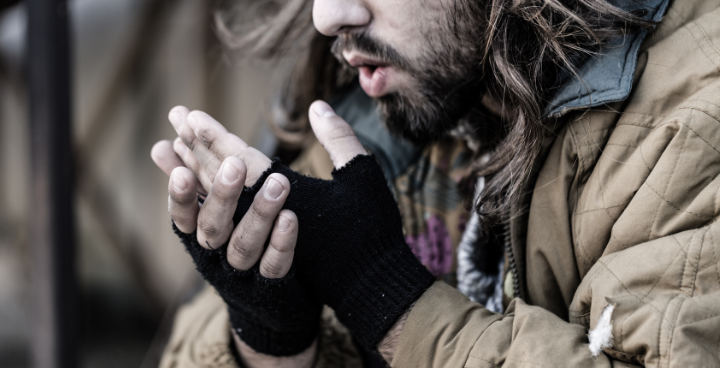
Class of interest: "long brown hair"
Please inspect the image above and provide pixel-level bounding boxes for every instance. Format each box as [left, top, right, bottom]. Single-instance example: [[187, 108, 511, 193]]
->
[[214, 0, 652, 225]]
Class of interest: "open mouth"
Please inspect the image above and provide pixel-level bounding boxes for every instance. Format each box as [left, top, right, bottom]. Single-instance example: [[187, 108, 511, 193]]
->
[[363, 64, 380, 73], [342, 51, 393, 97], [342, 50, 388, 69]]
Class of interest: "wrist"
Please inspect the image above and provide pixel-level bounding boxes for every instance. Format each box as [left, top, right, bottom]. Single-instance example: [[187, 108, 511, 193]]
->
[[233, 330, 317, 368], [378, 303, 413, 364], [326, 245, 435, 349]]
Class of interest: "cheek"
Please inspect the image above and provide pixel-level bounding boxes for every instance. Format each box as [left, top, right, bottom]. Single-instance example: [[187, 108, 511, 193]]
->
[[391, 70, 420, 92], [366, 0, 446, 60]]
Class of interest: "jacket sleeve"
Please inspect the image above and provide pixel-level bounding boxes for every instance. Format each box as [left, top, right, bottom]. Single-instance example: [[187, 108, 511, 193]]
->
[[159, 285, 366, 368], [393, 221, 720, 368], [392, 28, 720, 365], [159, 286, 241, 368], [392, 281, 629, 368], [392, 105, 720, 368]]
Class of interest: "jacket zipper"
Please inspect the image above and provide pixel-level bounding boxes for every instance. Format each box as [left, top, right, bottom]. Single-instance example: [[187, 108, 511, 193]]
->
[[503, 222, 520, 298]]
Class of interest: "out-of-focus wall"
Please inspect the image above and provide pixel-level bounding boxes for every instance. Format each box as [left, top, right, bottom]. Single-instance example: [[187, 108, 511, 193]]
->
[[0, 0, 282, 366]]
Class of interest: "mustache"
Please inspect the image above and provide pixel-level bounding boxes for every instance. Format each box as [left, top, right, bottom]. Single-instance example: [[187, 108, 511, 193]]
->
[[330, 33, 411, 71]]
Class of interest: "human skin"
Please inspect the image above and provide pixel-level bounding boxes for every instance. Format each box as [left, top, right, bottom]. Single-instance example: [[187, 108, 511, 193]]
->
[[313, 0, 450, 98], [152, 101, 377, 367], [151, 0, 457, 364]]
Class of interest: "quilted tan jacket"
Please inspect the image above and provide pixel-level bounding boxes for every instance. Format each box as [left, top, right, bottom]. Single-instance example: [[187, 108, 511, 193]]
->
[[393, 1, 720, 367], [160, 0, 720, 367]]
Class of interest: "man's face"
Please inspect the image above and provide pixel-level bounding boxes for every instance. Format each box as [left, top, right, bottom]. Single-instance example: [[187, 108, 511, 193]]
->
[[314, 0, 486, 144]]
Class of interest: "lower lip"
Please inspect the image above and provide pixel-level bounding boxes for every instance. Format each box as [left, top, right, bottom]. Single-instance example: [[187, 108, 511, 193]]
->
[[359, 66, 391, 97]]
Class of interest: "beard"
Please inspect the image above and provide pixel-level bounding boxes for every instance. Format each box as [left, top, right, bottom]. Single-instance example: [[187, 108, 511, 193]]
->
[[330, 3, 487, 144]]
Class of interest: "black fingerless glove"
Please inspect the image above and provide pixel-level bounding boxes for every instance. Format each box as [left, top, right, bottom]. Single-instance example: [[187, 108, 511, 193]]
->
[[234, 155, 436, 349], [173, 225, 322, 356]]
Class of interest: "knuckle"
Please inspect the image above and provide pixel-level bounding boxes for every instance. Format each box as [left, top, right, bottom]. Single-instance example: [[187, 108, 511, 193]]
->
[[197, 129, 214, 148], [327, 125, 356, 141], [270, 237, 294, 254], [213, 194, 236, 208], [228, 235, 258, 267], [210, 189, 239, 207], [260, 261, 285, 278], [249, 201, 275, 221], [229, 234, 254, 256], [197, 220, 224, 239], [184, 138, 197, 151], [169, 190, 193, 205]]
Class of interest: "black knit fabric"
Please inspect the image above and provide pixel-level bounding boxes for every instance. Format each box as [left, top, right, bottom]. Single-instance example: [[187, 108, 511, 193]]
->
[[233, 155, 436, 349], [173, 225, 322, 356]]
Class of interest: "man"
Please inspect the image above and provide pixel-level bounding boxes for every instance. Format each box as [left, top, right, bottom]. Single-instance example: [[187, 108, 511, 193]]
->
[[152, 0, 720, 367]]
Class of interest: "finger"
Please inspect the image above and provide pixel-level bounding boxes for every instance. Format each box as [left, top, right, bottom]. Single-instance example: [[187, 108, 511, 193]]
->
[[168, 167, 199, 234], [151, 140, 184, 176], [169, 106, 214, 193], [186, 110, 248, 153], [173, 137, 211, 193], [187, 110, 271, 186], [227, 173, 290, 271], [168, 105, 197, 150], [171, 108, 224, 188], [196, 156, 248, 249], [309, 100, 367, 169], [178, 110, 223, 181], [259, 210, 298, 278], [168, 105, 194, 145]]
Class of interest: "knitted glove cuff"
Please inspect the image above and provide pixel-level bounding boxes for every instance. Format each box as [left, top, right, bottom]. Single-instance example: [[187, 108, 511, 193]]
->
[[331, 245, 436, 348], [227, 302, 319, 356], [173, 224, 321, 356]]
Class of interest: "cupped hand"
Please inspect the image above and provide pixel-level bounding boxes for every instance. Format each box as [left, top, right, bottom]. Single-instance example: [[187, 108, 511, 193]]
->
[[152, 108, 323, 358], [151, 101, 426, 358], [151, 106, 282, 270], [152, 106, 272, 194], [151, 100, 367, 189], [151, 102, 368, 260], [167, 157, 298, 277]]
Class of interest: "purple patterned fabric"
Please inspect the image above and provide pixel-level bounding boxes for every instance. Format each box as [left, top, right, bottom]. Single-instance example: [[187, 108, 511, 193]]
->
[[406, 215, 454, 277]]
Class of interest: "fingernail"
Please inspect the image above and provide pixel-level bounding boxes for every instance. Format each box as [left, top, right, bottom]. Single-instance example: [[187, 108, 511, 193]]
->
[[221, 161, 240, 184], [278, 215, 291, 231], [169, 112, 183, 132], [313, 102, 336, 118], [186, 114, 199, 133], [264, 178, 284, 200], [172, 173, 188, 192]]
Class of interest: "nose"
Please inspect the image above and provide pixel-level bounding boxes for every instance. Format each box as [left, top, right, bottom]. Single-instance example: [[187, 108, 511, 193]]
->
[[313, 0, 371, 36]]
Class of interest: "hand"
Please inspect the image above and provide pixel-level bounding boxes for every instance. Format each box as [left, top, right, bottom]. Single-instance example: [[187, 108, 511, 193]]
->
[[154, 101, 427, 363], [151, 102, 366, 249], [216, 100, 434, 352], [161, 106, 272, 192], [151, 109, 322, 362], [152, 105, 275, 250], [170, 157, 321, 355]]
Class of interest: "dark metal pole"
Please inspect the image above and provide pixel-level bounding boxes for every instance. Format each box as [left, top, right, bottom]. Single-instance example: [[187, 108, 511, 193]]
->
[[27, 0, 78, 367]]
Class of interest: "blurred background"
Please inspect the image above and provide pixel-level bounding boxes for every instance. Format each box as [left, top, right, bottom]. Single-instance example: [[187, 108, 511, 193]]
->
[[0, 0, 283, 366]]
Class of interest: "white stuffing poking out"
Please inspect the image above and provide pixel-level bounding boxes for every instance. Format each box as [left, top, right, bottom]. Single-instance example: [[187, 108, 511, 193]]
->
[[588, 304, 615, 357]]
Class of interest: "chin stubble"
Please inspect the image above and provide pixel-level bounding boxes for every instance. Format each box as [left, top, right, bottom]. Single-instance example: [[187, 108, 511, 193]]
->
[[331, 0, 487, 144]]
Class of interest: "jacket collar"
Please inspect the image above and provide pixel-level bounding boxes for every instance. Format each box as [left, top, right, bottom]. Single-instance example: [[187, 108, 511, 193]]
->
[[544, 0, 670, 118]]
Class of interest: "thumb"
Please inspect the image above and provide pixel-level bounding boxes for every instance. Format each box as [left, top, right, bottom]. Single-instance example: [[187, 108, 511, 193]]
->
[[309, 100, 367, 169]]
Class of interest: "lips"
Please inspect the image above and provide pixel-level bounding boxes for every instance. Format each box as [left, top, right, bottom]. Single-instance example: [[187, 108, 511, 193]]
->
[[343, 51, 394, 98], [358, 65, 389, 97]]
